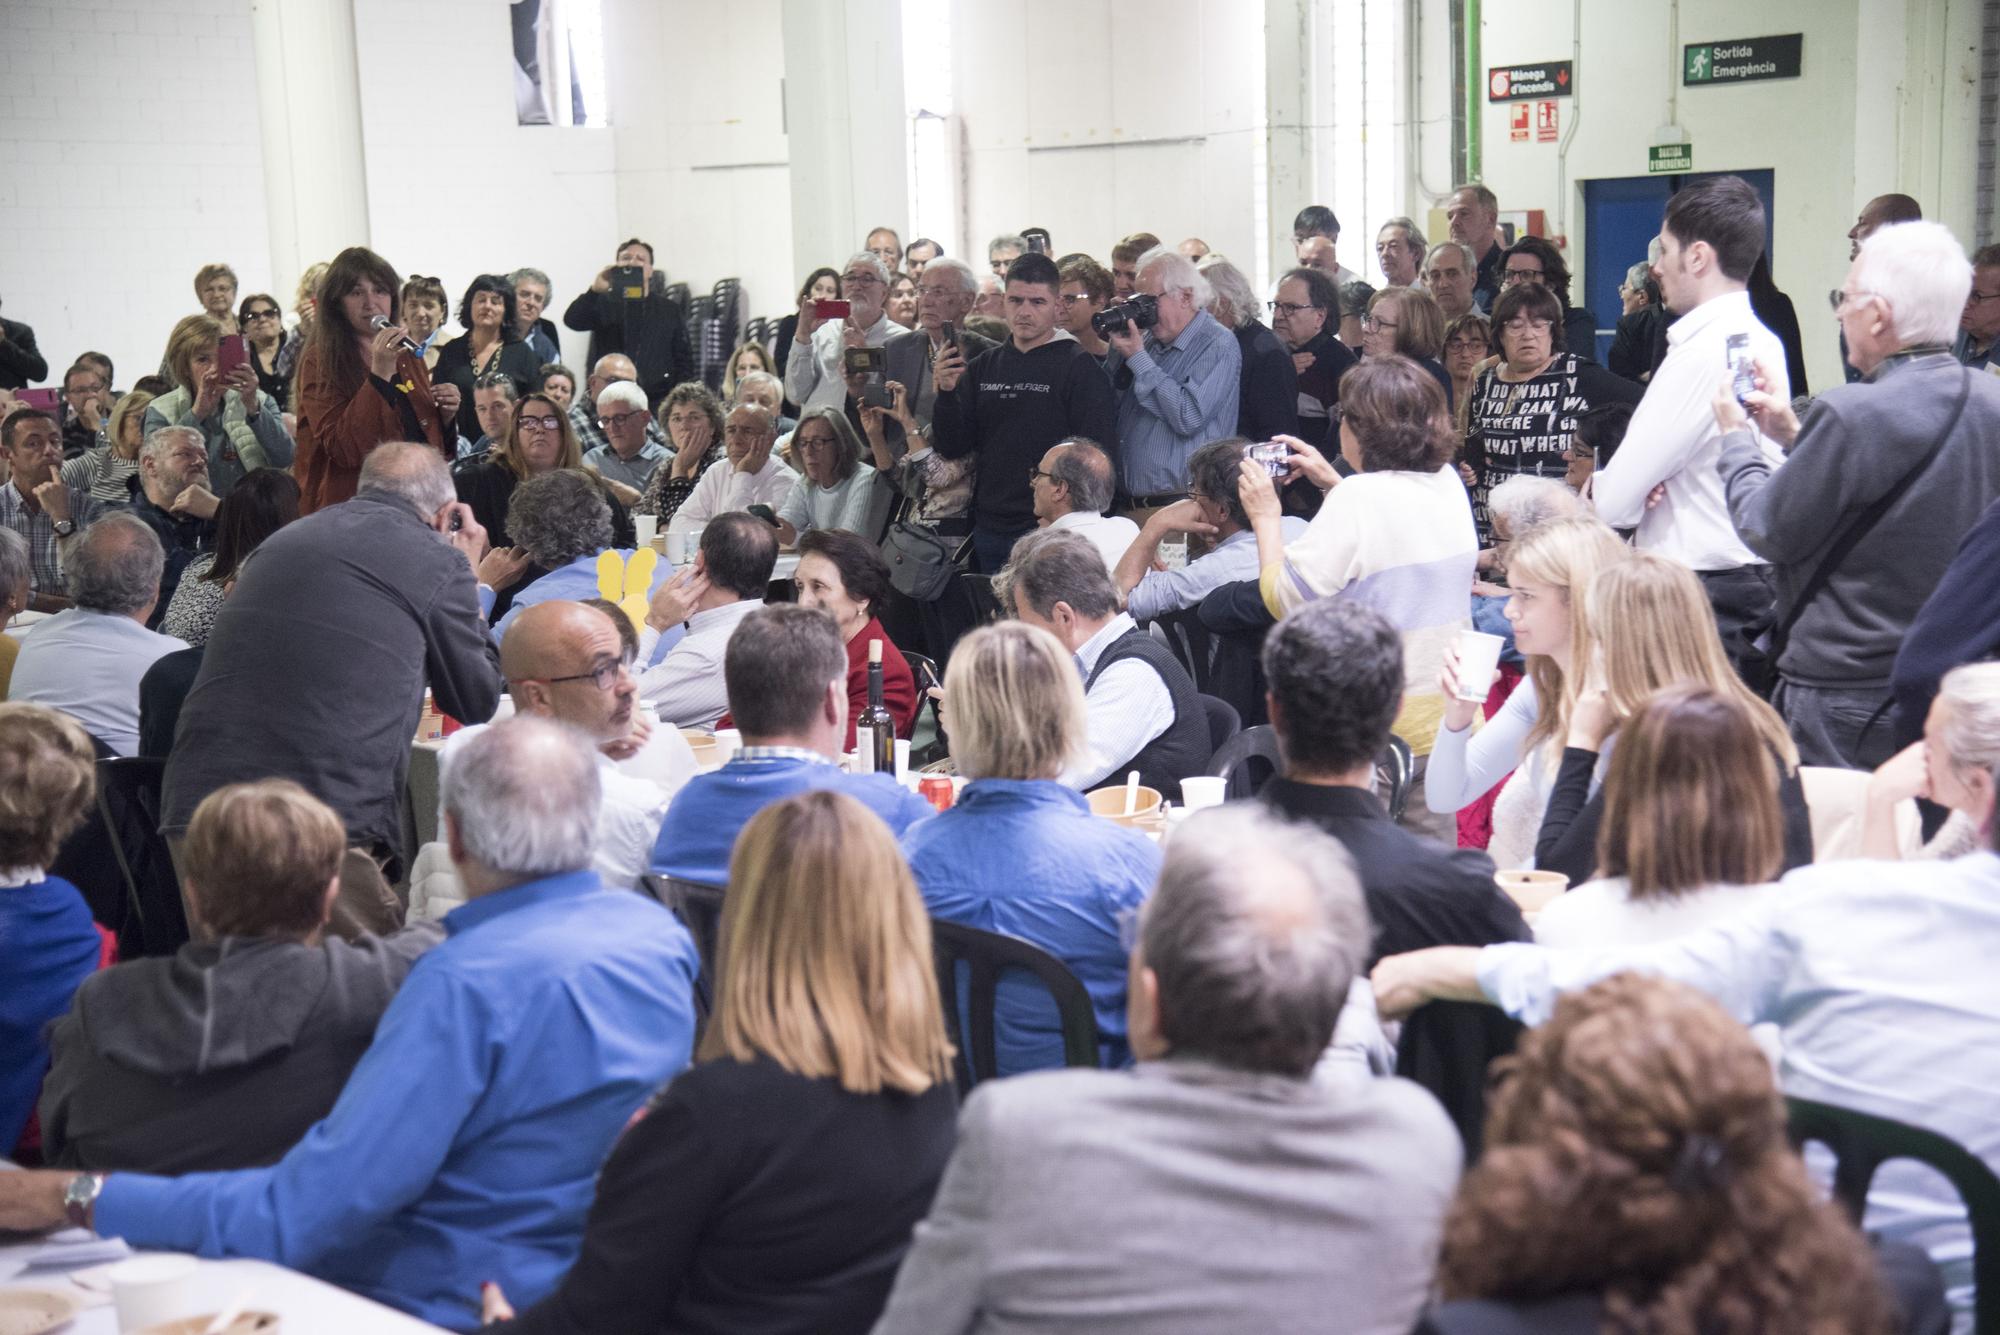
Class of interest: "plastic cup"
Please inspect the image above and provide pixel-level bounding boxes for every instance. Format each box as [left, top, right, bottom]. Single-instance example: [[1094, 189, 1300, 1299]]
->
[[1451, 629, 1507, 703], [712, 728, 741, 763], [632, 514, 658, 548], [107, 1255, 201, 1331], [1495, 868, 1569, 915], [894, 738, 911, 781], [1180, 775, 1227, 810], [665, 529, 687, 565]]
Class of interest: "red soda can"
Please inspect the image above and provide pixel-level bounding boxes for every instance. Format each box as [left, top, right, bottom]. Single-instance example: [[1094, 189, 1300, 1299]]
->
[[919, 774, 955, 812]]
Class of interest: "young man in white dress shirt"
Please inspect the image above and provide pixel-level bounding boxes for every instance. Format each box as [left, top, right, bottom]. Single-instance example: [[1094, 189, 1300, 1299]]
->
[[1589, 175, 1789, 689], [1032, 438, 1138, 574]]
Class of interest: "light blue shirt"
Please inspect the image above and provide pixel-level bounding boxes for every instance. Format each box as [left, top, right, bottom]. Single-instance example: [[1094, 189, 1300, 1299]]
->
[[902, 779, 1160, 1077], [7, 608, 185, 756], [490, 548, 678, 663], [94, 869, 702, 1330], [583, 439, 670, 492], [1475, 851, 2000, 1315], [1104, 309, 1242, 496], [1124, 520, 1307, 622], [776, 463, 879, 537]]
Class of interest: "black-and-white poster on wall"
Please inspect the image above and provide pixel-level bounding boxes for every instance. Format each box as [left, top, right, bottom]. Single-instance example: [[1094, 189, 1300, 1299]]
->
[[513, 0, 607, 128]]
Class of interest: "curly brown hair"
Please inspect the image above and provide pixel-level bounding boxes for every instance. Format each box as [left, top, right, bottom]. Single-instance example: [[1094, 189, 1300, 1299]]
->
[[1437, 974, 1895, 1335]]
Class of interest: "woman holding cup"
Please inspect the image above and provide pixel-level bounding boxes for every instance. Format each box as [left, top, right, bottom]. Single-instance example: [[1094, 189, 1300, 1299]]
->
[[1424, 515, 1628, 870]]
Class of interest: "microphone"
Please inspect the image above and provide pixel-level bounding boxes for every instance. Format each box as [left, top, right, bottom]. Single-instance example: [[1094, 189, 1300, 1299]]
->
[[370, 314, 422, 356]]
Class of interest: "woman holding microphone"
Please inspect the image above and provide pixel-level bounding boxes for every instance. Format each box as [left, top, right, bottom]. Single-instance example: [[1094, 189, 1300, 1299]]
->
[[292, 247, 458, 512]]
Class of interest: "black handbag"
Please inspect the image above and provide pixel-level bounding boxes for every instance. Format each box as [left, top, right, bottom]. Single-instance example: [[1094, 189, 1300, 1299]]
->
[[879, 471, 965, 601]]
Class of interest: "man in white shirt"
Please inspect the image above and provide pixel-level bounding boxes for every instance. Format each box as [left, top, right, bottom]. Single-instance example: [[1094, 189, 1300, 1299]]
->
[[1006, 529, 1211, 795], [1113, 438, 1308, 621], [1032, 438, 1138, 573], [1372, 825, 2000, 1321], [666, 404, 798, 537], [1589, 174, 1789, 688], [431, 601, 696, 904], [784, 252, 905, 416], [636, 512, 776, 728], [9, 513, 185, 755]]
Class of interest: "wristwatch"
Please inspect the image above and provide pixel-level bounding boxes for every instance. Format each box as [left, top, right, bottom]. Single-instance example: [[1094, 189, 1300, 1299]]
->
[[51, 518, 76, 537], [63, 1172, 103, 1228]]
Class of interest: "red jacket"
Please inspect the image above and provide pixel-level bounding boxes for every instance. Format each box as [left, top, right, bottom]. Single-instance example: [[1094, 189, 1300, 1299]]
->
[[294, 349, 452, 513]]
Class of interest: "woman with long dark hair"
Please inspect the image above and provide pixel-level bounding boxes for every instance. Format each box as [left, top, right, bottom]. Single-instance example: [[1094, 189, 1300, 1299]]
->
[[158, 469, 301, 646], [291, 247, 454, 512]]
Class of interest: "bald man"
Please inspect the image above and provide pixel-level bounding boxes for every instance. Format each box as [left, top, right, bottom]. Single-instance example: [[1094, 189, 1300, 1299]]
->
[[1842, 193, 1924, 382], [430, 601, 697, 904], [572, 353, 670, 457]]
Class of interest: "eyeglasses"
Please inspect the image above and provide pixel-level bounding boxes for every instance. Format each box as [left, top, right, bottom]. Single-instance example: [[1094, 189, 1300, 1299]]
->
[[1061, 292, 1095, 305], [1445, 337, 1489, 353], [596, 410, 646, 430], [540, 657, 632, 691], [841, 273, 884, 289], [517, 414, 562, 431], [796, 434, 839, 452], [1501, 317, 1553, 333], [1827, 288, 1879, 313], [1360, 314, 1398, 332], [1966, 289, 2000, 306], [243, 308, 280, 321], [1501, 268, 1544, 285], [1028, 466, 1055, 482], [1268, 301, 1316, 317]]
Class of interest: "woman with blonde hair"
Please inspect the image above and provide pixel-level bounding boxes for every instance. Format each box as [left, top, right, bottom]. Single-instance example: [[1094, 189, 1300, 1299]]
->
[[272, 260, 329, 390], [1536, 552, 1811, 884], [1414, 974, 1899, 1334], [903, 621, 1161, 1078], [60, 387, 153, 505], [1425, 514, 1629, 869], [479, 789, 958, 1334], [1530, 686, 1786, 949], [145, 313, 295, 495]]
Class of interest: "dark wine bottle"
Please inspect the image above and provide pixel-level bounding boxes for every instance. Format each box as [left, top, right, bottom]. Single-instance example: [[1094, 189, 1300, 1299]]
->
[[858, 638, 898, 776]]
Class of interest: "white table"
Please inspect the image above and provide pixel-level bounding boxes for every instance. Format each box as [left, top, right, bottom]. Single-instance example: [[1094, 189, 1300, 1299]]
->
[[0, 1239, 447, 1333]]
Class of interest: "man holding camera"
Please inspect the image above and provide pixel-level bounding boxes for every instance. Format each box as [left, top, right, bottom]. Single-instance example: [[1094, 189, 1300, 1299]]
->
[[930, 252, 1119, 573], [1103, 247, 1241, 518], [786, 252, 907, 417]]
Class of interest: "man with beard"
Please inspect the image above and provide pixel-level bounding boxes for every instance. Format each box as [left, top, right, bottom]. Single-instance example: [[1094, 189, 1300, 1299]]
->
[[124, 425, 218, 628]]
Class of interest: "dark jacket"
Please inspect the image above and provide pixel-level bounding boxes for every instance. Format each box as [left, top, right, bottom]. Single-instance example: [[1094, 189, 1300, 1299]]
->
[[430, 335, 544, 442], [1233, 319, 1298, 445], [1560, 304, 1600, 365], [0, 315, 49, 389], [1260, 778, 1529, 1153], [491, 1056, 957, 1335], [1607, 304, 1671, 383], [161, 491, 504, 853], [562, 287, 693, 409], [39, 925, 441, 1173], [126, 484, 216, 632], [930, 336, 1120, 535], [1084, 627, 1212, 800], [1290, 326, 1357, 451], [1894, 496, 2000, 746], [1717, 353, 2000, 689]]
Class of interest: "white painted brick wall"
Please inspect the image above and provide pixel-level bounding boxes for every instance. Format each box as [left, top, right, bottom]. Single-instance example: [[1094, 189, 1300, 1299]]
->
[[0, 0, 273, 388]]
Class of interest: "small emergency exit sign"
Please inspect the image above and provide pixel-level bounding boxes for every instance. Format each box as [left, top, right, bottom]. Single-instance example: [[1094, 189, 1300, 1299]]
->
[[1648, 143, 1694, 174]]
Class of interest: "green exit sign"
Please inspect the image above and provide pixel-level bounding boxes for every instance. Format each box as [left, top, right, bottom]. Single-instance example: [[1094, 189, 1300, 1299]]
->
[[1684, 34, 1804, 86], [1649, 143, 1694, 174]]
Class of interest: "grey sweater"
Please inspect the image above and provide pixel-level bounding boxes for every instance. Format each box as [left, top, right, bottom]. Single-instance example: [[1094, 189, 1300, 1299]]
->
[[1717, 352, 2000, 688]]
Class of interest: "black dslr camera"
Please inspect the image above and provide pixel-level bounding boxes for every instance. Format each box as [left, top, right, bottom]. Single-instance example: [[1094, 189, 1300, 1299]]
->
[[1091, 293, 1160, 339]]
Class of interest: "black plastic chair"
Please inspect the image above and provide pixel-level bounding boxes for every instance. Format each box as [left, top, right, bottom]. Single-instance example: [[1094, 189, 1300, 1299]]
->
[[1198, 694, 1240, 755], [1376, 734, 1415, 823], [903, 650, 947, 763], [1209, 723, 1281, 799], [1788, 1096, 2000, 1334], [930, 918, 1099, 1094], [642, 874, 726, 1017], [95, 757, 189, 958], [957, 573, 1004, 626]]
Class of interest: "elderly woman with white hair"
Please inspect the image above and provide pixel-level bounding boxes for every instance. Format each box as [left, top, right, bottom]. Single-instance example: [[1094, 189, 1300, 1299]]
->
[[785, 251, 906, 416], [1862, 662, 2000, 859], [1104, 246, 1242, 507], [1198, 254, 1298, 445], [1714, 218, 2000, 770]]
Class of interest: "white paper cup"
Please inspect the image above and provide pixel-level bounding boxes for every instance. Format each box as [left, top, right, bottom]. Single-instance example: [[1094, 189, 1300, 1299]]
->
[[1495, 868, 1570, 914], [107, 1254, 201, 1331], [894, 738, 911, 781], [633, 513, 658, 548], [712, 728, 741, 763], [1180, 775, 1227, 810], [1452, 629, 1507, 703], [665, 529, 688, 564]]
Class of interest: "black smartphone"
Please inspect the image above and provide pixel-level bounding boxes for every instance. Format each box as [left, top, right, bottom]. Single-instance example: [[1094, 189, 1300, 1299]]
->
[[611, 265, 646, 300], [939, 320, 958, 350], [746, 504, 780, 528]]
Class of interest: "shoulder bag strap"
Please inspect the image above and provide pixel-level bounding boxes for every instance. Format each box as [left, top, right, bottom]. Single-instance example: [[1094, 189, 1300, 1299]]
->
[[1766, 367, 1972, 662]]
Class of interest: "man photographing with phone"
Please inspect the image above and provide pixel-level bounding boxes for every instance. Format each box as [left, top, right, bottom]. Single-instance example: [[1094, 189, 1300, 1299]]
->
[[563, 238, 694, 411], [786, 252, 907, 416], [928, 251, 1120, 572]]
